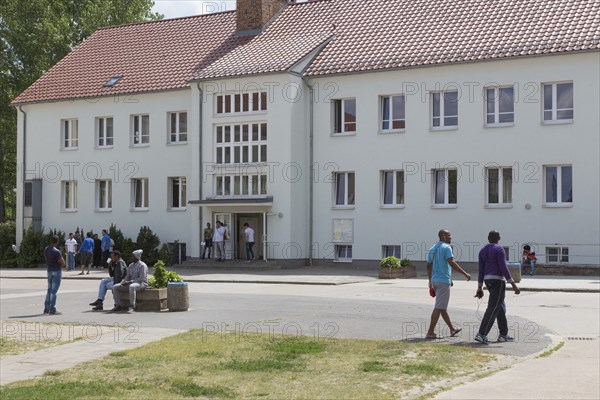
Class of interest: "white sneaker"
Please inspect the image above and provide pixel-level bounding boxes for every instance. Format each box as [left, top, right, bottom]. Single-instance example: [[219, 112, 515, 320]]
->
[[474, 332, 490, 345]]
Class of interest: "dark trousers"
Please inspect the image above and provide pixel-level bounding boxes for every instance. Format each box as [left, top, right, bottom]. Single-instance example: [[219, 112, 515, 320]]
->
[[246, 242, 255, 260], [478, 279, 509, 337]]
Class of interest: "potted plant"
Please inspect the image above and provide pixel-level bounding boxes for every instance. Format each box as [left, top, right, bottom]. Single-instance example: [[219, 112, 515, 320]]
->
[[379, 256, 417, 279], [149, 260, 189, 311]]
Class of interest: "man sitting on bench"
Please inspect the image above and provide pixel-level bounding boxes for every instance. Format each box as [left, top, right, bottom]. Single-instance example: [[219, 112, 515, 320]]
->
[[89, 250, 127, 311], [111, 249, 148, 312]]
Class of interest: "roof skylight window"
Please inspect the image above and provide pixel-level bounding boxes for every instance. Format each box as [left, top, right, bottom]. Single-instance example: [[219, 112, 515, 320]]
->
[[103, 76, 122, 87]]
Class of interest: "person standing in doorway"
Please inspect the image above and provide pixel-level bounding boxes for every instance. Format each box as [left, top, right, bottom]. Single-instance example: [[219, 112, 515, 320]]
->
[[474, 230, 521, 344], [425, 229, 471, 339], [213, 221, 226, 262], [79, 232, 94, 275], [202, 222, 213, 260], [44, 235, 65, 315], [65, 233, 77, 271], [243, 222, 255, 262]]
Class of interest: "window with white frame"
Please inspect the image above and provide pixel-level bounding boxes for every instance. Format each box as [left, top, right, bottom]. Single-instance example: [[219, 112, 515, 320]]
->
[[168, 112, 187, 143], [216, 91, 267, 114], [215, 174, 267, 197], [61, 119, 78, 149], [381, 170, 404, 206], [131, 114, 149, 145], [333, 99, 356, 134], [382, 245, 401, 258], [335, 245, 352, 262], [61, 181, 77, 211], [169, 177, 187, 209], [96, 180, 112, 211], [546, 246, 569, 264], [432, 169, 457, 206], [544, 165, 573, 205], [334, 172, 355, 207], [485, 86, 514, 126], [132, 178, 149, 209], [381, 95, 405, 131], [486, 167, 513, 205], [96, 117, 114, 148], [543, 82, 573, 122], [431, 91, 458, 129], [216, 123, 267, 164]]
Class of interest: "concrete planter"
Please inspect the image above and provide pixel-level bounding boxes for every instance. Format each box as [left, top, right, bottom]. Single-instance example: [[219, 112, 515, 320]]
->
[[379, 265, 417, 279], [167, 282, 189, 312], [118, 287, 167, 311], [507, 262, 522, 283]]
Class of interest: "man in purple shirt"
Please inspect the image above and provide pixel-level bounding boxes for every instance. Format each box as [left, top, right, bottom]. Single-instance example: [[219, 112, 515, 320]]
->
[[474, 230, 521, 345]]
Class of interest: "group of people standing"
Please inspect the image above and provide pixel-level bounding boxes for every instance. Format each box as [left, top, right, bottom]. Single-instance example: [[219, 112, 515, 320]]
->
[[64, 229, 113, 275], [201, 221, 256, 262]]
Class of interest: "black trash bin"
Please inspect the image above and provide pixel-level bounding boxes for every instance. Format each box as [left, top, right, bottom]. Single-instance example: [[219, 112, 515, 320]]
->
[[167, 242, 187, 265]]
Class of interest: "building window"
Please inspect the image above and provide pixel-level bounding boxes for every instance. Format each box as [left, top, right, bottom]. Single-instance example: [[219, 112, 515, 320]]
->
[[334, 172, 355, 207], [132, 178, 149, 209], [502, 246, 510, 261], [381, 95, 405, 131], [382, 245, 401, 258], [96, 180, 112, 211], [169, 177, 187, 209], [61, 119, 78, 149], [431, 91, 458, 129], [61, 181, 77, 211], [432, 169, 457, 206], [333, 99, 356, 134], [96, 117, 114, 148], [131, 114, 149, 145], [485, 86, 514, 126], [381, 170, 404, 207], [486, 167, 513, 205], [215, 174, 267, 197], [543, 82, 573, 122], [335, 245, 352, 262], [215, 123, 267, 164], [168, 112, 187, 143], [544, 165, 573, 205], [546, 246, 569, 264], [216, 91, 267, 114], [24, 182, 32, 207]]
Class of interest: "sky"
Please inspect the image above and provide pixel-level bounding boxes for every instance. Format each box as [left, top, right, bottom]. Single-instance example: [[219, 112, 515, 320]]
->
[[152, 1, 237, 19]]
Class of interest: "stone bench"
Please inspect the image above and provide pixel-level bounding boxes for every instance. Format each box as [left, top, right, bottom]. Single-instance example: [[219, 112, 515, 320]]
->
[[116, 287, 167, 311]]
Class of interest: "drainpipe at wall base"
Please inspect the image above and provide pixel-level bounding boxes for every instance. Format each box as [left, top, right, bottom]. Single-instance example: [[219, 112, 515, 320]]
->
[[18, 106, 27, 244], [263, 211, 267, 262], [302, 77, 315, 267]]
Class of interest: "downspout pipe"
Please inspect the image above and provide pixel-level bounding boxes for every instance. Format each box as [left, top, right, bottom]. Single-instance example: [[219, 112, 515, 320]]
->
[[197, 83, 203, 256], [301, 75, 315, 267], [18, 106, 27, 242]]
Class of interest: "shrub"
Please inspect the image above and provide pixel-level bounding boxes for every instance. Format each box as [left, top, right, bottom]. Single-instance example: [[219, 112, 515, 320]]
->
[[108, 224, 126, 251], [119, 238, 137, 265], [17, 226, 47, 266], [400, 258, 412, 267], [136, 226, 160, 266], [158, 243, 171, 265], [150, 260, 183, 288], [380, 256, 401, 269], [0, 221, 17, 267]]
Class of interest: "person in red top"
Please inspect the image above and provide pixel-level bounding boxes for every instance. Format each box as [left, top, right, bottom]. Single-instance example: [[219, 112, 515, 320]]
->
[[474, 230, 520, 345], [522, 244, 537, 276]]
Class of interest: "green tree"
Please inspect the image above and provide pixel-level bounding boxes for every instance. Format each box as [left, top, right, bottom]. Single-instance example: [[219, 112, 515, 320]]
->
[[0, 0, 162, 222]]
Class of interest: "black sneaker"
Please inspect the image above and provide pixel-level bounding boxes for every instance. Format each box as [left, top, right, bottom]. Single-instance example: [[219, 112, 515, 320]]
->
[[89, 299, 102, 306], [109, 306, 122, 312], [43, 309, 50, 314], [92, 304, 104, 311], [48, 310, 62, 315]]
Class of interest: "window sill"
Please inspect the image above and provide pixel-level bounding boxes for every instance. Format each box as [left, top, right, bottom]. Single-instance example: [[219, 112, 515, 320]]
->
[[167, 141, 188, 146], [60, 147, 79, 151], [95, 146, 114, 150], [380, 205, 405, 209], [379, 129, 406, 134], [130, 144, 150, 148], [484, 123, 514, 129], [168, 208, 187, 212], [484, 204, 513, 209], [95, 209, 112, 213], [542, 119, 574, 125], [431, 204, 458, 209], [331, 132, 357, 137], [334, 259, 353, 263], [542, 203, 573, 208], [332, 206, 355, 210], [213, 111, 267, 117], [61, 209, 78, 213], [430, 126, 458, 132], [130, 208, 150, 212]]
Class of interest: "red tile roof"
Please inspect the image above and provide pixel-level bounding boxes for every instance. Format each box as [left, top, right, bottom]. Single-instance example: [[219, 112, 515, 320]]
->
[[12, 12, 247, 104], [13, 0, 600, 104]]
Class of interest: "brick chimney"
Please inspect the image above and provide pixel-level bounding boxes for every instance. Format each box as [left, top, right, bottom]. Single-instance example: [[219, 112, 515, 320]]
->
[[236, 0, 289, 35]]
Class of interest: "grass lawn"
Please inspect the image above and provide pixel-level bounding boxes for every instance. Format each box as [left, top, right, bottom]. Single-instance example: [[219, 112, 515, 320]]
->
[[0, 330, 496, 399], [0, 321, 84, 358]]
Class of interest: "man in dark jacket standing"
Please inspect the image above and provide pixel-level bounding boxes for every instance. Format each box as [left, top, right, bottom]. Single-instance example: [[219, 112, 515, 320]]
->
[[475, 230, 521, 344], [44, 235, 65, 315], [89, 250, 127, 311]]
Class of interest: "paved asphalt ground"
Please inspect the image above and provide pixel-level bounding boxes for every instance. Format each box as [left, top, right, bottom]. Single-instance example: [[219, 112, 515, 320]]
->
[[1, 267, 599, 399]]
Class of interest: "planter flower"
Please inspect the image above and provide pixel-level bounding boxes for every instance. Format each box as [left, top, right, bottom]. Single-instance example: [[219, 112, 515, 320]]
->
[[379, 256, 417, 279]]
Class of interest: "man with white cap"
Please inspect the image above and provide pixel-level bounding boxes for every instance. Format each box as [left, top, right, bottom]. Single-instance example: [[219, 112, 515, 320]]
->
[[111, 249, 148, 312]]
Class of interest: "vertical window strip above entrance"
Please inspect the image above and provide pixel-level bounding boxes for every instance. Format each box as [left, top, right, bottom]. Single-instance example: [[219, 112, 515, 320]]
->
[[215, 122, 267, 164]]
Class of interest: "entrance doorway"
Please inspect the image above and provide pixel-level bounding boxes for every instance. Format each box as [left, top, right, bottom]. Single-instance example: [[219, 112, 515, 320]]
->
[[237, 213, 263, 260]]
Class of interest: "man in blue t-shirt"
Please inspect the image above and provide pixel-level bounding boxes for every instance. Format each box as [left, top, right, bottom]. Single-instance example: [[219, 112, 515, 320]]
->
[[79, 232, 95, 275], [44, 235, 65, 315], [101, 229, 111, 268], [425, 229, 471, 339]]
